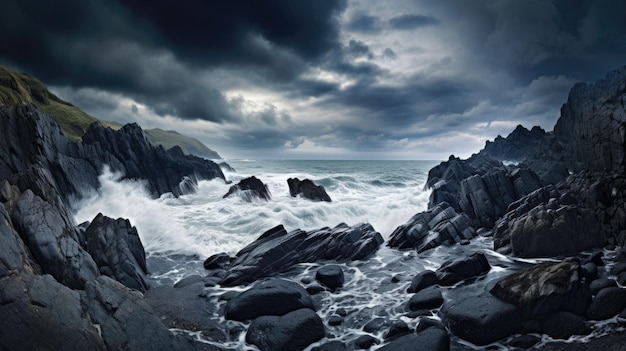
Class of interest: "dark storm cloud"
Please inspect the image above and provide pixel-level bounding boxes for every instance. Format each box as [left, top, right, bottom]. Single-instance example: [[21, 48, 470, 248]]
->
[[388, 14, 440, 30], [346, 13, 382, 33], [0, 0, 347, 122]]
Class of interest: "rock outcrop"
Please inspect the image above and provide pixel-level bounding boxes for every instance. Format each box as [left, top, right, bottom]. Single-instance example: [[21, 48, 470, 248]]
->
[[287, 178, 331, 202], [223, 176, 271, 201], [481, 125, 547, 162], [217, 223, 384, 286]]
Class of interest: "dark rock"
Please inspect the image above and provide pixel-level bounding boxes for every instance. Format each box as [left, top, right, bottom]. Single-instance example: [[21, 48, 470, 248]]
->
[[312, 340, 347, 351], [587, 287, 626, 320], [363, 317, 390, 333], [223, 176, 271, 201], [586, 251, 605, 266], [509, 334, 541, 348], [82, 276, 196, 351], [203, 253, 233, 270], [224, 278, 315, 321], [221, 223, 383, 286], [509, 205, 605, 257], [336, 308, 348, 316], [378, 328, 450, 351], [415, 318, 447, 332], [407, 270, 438, 293], [287, 178, 331, 202], [618, 272, 626, 286], [328, 315, 343, 326], [0, 273, 106, 351], [384, 320, 411, 340], [458, 167, 543, 229], [316, 265, 345, 290], [83, 213, 148, 292], [0, 202, 35, 277], [542, 312, 591, 339], [425, 154, 502, 211], [306, 283, 327, 295], [435, 252, 490, 286], [11, 189, 99, 289], [406, 309, 432, 318], [245, 308, 325, 351], [481, 125, 547, 162], [354, 335, 380, 349], [408, 286, 443, 311], [611, 262, 626, 275], [440, 291, 521, 346], [490, 259, 591, 320], [144, 278, 227, 341], [581, 262, 598, 281], [521, 320, 543, 334], [590, 278, 617, 295], [388, 202, 476, 252]]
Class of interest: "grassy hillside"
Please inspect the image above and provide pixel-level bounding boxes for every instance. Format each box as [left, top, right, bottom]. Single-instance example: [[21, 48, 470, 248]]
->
[[0, 65, 221, 158], [145, 128, 221, 159]]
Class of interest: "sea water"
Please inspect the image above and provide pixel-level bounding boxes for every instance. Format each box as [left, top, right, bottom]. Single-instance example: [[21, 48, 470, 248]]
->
[[72, 160, 624, 350]]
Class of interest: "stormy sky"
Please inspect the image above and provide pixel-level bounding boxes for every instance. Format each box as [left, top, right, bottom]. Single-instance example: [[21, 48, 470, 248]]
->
[[1, 0, 625, 159]]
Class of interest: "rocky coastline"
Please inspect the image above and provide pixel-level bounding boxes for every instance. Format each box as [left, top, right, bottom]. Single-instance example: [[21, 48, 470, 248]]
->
[[1, 65, 626, 350]]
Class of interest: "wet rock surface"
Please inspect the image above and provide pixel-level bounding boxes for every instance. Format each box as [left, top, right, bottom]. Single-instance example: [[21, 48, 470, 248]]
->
[[223, 176, 271, 201], [288, 177, 332, 202]]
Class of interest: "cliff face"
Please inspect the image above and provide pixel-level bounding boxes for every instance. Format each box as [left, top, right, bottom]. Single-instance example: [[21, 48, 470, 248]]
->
[[554, 66, 626, 173]]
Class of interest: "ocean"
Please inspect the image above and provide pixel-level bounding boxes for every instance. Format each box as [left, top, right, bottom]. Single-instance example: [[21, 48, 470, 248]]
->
[[71, 159, 620, 350]]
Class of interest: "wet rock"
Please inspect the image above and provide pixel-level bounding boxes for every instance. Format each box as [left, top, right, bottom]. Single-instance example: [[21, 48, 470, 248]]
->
[[354, 335, 380, 349], [415, 318, 447, 332], [435, 252, 491, 286], [245, 308, 325, 351], [440, 290, 521, 346], [144, 277, 227, 341], [542, 312, 591, 339], [388, 202, 476, 252], [509, 205, 605, 257], [384, 320, 411, 340], [223, 176, 271, 201], [312, 340, 347, 351], [590, 278, 617, 295], [316, 265, 345, 291], [581, 262, 598, 281], [11, 189, 99, 289], [587, 287, 626, 320], [82, 276, 197, 351], [83, 213, 148, 292], [407, 270, 438, 293], [203, 253, 233, 270], [221, 223, 383, 286], [378, 328, 450, 351], [328, 315, 343, 326], [287, 178, 331, 202], [408, 286, 443, 311], [363, 317, 390, 333], [490, 259, 591, 320], [224, 278, 315, 321], [0, 273, 105, 351], [509, 335, 541, 348]]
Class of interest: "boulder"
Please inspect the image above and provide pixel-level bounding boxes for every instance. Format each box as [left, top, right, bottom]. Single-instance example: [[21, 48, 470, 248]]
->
[[388, 202, 475, 252], [435, 252, 491, 286], [224, 278, 315, 321], [287, 178, 331, 202], [440, 291, 521, 346], [315, 265, 345, 290], [408, 286, 444, 311], [377, 328, 450, 351], [590, 278, 617, 295], [223, 176, 271, 201], [354, 335, 380, 349], [384, 321, 411, 340], [489, 259, 591, 320], [407, 270, 438, 293], [542, 312, 591, 339], [83, 213, 148, 292], [509, 205, 606, 257], [586, 287, 626, 320], [313, 340, 348, 351], [221, 223, 383, 286], [245, 308, 325, 351]]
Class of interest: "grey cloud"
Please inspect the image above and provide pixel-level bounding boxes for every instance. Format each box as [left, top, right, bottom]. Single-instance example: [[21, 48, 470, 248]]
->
[[388, 14, 440, 30], [346, 13, 382, 33]]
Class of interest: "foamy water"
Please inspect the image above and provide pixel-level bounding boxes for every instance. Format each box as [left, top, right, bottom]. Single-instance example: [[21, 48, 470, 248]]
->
[[71, 160, 624, 350]]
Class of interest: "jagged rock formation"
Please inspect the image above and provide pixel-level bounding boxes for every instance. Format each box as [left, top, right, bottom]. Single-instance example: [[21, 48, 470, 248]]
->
[[287, 177, 331, 202], [388, 202, 475, 252], [482, 125, 547, 162], [223, 176, 271, 201], [216, 223, 384, 286]]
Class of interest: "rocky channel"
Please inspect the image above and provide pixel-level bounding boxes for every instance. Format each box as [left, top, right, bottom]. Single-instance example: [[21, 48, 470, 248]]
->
[[1, 66, 626, 350]]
